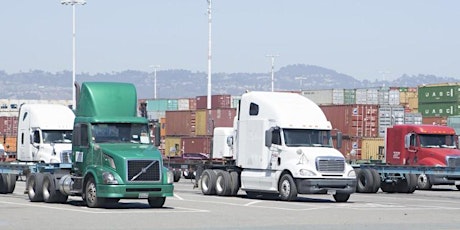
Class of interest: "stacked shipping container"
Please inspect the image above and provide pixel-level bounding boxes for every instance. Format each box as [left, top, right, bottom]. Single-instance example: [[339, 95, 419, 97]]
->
[[418, 83, 460, 126]]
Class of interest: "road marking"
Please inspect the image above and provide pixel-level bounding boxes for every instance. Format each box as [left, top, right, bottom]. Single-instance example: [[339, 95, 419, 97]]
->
[[174, 194, 184, 200], [0, 200, 208, 214]]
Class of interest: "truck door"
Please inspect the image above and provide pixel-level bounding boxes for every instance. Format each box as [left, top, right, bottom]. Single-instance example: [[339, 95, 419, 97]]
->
[[268, 127, 282, 170], [405, 133, 418, 165], [73, 123, 89, 175]]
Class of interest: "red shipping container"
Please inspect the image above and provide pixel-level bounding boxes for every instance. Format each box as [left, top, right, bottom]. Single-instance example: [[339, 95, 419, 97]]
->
[[320, 104, 379, 138], [181, 136, 212, 155], [422, 116, 448, 126], [165, 110, 196, 136], [0, 116, 18, 137], [196, 95, 232, 110]]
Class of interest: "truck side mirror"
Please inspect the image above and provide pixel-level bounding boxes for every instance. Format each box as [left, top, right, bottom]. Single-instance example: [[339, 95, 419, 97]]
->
[[265, 129, 273, 147], [404, 133, 411, 148], [226, 136, 233, 147], [336, 131, 342, 149]]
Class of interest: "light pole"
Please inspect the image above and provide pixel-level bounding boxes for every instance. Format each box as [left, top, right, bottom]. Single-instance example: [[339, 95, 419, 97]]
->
[[150, 65, 160, 99], [266, 54, 279, 92], [61, 0, 86, 110], [206, 0, 212, 109]]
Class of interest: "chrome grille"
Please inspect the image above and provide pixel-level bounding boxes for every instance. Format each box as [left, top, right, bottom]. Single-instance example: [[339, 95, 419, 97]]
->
[[316, 157, 345, 172], [446, 156, 460, 167], [127, 160, 161, 182]]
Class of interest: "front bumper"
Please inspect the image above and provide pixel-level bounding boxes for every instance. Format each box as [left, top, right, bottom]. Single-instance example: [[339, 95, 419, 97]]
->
[[96, 184, 174, 199], [296, 178, 356, 194]]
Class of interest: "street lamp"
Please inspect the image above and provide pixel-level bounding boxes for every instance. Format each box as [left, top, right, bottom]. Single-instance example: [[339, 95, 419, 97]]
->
[[266, 54, 279, 92], [61, 0, 86, 110], [150, 65, 160, 99]]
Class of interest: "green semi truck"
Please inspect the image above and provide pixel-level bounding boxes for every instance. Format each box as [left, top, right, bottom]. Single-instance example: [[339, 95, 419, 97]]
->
[[0, 82, 174, 208]]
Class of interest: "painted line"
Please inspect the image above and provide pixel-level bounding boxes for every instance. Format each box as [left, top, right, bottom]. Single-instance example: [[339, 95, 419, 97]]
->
[[244, 200, 262, 206], [0, 200, 208, 214], [174, 194, 184, 200]]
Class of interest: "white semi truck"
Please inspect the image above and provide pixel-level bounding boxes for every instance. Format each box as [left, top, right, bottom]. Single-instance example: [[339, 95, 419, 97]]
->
[[198, 91, 357, 202], [16, 104, 75, 163]]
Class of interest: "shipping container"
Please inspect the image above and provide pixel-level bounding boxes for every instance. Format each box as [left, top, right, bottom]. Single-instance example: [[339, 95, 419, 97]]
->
[[301, 89, 333, 105], [389, 89, 400, 106], [378, 105, 405, 137], [177, 98, 197, 111], [195, 108, 236, 136], [418, 83, 460, 104], [343, 89, 356, 104], [355, 88, 380, 105], [160, 117, 166, 137], [422, 116, 448, 126], [196, 95, 232, 110], [181, 136, 212, 155], [333, 137, 361, 160], [147, 111, 166, 121], [404, 112, 423, 124], [146, 98, 178, 112], [231, 96, 241, 108], [165, 110, 196, 136], [0, 116, 18, 137], [447, 116, 460, 135], [377, 88, 390, 105], [1, 136, 17, 153], [332, 89, 344, 105], [419, 102, 460, 117], [164, 136, 182, 157], [320, 104, 379, 137], [360, 137, 385, 161]]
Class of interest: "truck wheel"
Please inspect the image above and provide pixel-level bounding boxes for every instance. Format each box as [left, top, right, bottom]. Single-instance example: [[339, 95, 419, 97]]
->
[[417, 174, 432, 190], [396, 174, 417, 193], [380, 182, 396, 193], [27, 173, 44, 202], [42, 174, 68, 203], [369, 169, 381, 193], [6, 174, 16, 194], [456, 185, 460, 190], [173, 171, 181, 182], [215, 170, 232, 196], [278, 174, 298, 201], [333, 193, 350, 202], [0, 174, 8, 194], [229, 171, 240, 196], [356, 169, 375, 193], [148, 197, 166, 208], [200, 169, 217, 195], [85, 177, 104, 208]]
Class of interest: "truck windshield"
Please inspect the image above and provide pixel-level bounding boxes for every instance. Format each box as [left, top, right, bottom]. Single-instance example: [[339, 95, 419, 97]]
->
[[42, 130, 73, 144], [283, 129, 332, 147], [91, 123, 150, 144], [419, 134, 457, 148]]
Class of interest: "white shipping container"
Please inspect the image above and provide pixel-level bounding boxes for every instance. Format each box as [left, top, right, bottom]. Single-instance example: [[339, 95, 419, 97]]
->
[[148, 111, 166, 120], [355, 89, 367, 104], [301, 89, 333, 105], [389, 89, 400, 106], [378, 88, 390, 105], [378, 105, 405, 137], [332, 89, 344, 105], [177, 98, 190, 111]]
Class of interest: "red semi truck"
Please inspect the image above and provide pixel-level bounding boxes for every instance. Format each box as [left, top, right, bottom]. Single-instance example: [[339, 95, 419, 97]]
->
[[355, 124, 460, 193]]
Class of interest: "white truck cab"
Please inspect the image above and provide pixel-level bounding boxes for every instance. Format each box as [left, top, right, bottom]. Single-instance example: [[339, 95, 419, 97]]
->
[[234, 91, 356, 201], [16, 104, 75, 163]]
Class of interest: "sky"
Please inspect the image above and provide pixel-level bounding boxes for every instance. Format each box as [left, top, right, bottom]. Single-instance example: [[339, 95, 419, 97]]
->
[[0, 1, 459, 81]]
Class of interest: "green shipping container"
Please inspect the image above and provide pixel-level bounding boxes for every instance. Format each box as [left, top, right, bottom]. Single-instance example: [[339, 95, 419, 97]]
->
[[419, 102, 460, 117], [147, 99, 178, 112], [344, 89, 356, 104], [418, 84, 460, 104]]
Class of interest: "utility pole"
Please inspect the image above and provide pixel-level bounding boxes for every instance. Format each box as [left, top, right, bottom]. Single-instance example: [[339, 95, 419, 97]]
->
[[206, 0, 212, 109], [266, 54, 279, 92]]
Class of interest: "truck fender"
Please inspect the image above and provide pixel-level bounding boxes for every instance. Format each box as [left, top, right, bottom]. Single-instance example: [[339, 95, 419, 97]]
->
[[417, 158, 446, 167]]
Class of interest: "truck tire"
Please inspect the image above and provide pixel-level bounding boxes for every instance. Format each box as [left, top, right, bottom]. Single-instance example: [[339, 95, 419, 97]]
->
[[148, 197, 166, 208], [380, 181, 396, 193], [279, 174, 298, 201], [369, 169, 381, 193], [333, 193, 350, 202], [215, 170, 232, 196], [0, 174, 8, 194], [42, 173, 68, 203], [173, 171, 181, 182], [85, 177, 105, 208], [356, 169, 375, 193], [229, 171, 240, 196], [6, 174, 16, 194], [396, 174, 417, 193], [200, 169, 217, 195], [417, 174, 432, 190], [27, 173, 44, 202]]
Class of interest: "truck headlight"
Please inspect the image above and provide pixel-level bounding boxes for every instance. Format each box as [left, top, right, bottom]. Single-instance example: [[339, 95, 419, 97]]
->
[[299, 169, 317, 176], [102, 172, 119, 184], [347, 169, 356, 178], [166, 170, 174, 184]]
